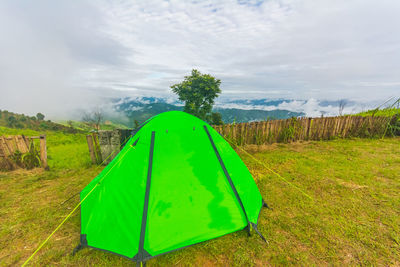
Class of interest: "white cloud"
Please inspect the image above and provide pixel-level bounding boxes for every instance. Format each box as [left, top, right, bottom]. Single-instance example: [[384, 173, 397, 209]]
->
[[0, 0, 399, 118], [216, 98, 371, 117]]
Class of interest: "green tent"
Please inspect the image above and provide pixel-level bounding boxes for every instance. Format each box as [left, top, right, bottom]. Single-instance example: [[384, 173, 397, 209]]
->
[[76, 111, 267, 265]]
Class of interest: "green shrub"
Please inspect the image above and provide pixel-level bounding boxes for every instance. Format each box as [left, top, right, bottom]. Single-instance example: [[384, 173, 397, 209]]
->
[[22, 143, 41, 169]]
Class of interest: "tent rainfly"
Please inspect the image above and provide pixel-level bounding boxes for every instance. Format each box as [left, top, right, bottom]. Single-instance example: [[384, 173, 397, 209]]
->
[[75, 111, 268, 266]]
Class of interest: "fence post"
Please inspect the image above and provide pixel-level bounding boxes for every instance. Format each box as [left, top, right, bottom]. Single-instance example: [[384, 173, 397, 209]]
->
[[86, 135, 97, 164], [92, 133, 102, 163], [39, 135, 49, 170]]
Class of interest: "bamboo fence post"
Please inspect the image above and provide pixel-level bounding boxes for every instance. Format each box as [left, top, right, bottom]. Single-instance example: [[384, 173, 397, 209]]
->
[[323, 117, 329, 139], [18, 135, 29, 153], [306, 118, 311, 140], [313, 118, 319, 140], [247, 123, 252, 144], [92, 133, 102, 163], [86, 135, 97, 164], [22, 135, 31, 151], [267, 121, 272, 143], [343, 116, 348, 137], [340, 116, 345, 137], [0, 137, 11, 156], [242, 122, 246, 145], [318, 118, 322, 140], [39, 135, 49, 170], [225, 124, 229, 139], [274, 120, 279, 142], [327, 117, 334, 139], [0, 136, 16, 169], [271, 120, 276, 143], [273, 120, 279, 143], [261, 121, 267, 144], [238, 123, 243, 145], [318, 118, 324, 140]]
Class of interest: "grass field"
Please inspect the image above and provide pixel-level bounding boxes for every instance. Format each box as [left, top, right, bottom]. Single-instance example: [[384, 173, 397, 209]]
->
[[357, 107, 400, 117], [0, 130, 399, 266]]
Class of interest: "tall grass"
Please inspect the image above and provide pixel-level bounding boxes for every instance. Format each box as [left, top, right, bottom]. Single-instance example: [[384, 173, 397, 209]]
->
[[357, 97, 400, 117]]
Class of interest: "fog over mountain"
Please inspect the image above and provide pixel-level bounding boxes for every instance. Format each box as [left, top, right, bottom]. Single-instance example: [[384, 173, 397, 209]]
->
[[106, 96, 379, 125]]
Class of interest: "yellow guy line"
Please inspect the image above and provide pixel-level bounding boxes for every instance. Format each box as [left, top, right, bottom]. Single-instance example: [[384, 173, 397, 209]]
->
[[22, 146, 134, 266], [224, 136, 313, 201]]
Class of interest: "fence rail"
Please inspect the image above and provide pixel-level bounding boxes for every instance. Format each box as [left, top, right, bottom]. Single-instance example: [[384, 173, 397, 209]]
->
[[213, 116, 392, 145]]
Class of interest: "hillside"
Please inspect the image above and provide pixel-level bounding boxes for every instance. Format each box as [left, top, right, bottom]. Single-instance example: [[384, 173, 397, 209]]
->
[[0, 110, 129, 134], [215, 108, 303, 123], [0, 127, 399, 265], [357, 107, 400, 117], [57, 120, 128, 131], [0, 110, 79, 133]]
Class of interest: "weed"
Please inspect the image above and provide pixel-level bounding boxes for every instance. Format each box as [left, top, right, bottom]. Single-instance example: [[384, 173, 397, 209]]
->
[[278, 117, 300, 143]]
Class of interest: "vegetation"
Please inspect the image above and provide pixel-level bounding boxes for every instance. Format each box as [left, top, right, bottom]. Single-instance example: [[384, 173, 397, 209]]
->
[[0, 110, 128, 134], [357, 108, 400, 117], [0, 127, 91, 170], [8, 143, 41, 170], [57, 120, 128, 131], [116, 101, 303, 125], [356, 98, 400, 118], [215, 108, 303, 123], [81, 109, 104, 131], [355, 99, 400, 137], [36, 113, 45, 121], [0, 125, 399, 265], [171, 69, 223, 125], [0, 110, 79, 133]]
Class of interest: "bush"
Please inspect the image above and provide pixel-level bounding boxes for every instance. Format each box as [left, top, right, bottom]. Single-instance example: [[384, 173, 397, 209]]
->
[[22, 143, 41, 169], [278, 117, 299, 143], [8, 143, 41, 170], [7, 116, 17, 127]]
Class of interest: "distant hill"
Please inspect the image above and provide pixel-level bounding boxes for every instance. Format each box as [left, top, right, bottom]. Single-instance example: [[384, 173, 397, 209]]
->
[[0, 110, 79, 133], [215, 108, 304, 123], [57, 120, 128, 131], [113, 97, 304, 124]]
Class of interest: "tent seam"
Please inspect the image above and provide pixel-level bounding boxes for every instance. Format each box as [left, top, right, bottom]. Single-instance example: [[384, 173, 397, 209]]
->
[[203, 125, 250, 228]]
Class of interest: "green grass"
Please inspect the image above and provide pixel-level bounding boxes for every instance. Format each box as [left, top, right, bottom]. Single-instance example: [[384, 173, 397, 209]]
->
[[357, 107, 400, 117], [0, 133, 399, 266]]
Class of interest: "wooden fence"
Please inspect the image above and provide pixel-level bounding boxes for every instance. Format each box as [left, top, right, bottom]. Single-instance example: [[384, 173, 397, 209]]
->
[[0, 135, 48, 170], [86, 129, 133, 165], [86, 133, 102, 164], [212, 116, 392, 145]]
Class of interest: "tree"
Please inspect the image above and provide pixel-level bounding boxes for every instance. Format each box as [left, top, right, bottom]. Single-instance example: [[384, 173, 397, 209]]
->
[[82, 108, 103, 130], [211, 111, 223, 125], [171, 69, 222, 123], [7, 116, 17, 127], [67, 120, 74, 128], [338, 99, 347, 116], [36, 113, 45, 121]]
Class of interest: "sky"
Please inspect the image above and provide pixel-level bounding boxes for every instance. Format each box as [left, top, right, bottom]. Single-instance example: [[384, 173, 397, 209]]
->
[[0, 0, 399, 118]]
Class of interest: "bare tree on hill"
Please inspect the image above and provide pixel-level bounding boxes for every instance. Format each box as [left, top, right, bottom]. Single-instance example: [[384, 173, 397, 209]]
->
[[338, 99, 347, 116], [82, 108, 103, 131]]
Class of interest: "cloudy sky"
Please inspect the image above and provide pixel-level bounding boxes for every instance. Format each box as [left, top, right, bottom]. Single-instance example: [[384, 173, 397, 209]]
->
[[1, 0, 399, 117]]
